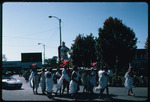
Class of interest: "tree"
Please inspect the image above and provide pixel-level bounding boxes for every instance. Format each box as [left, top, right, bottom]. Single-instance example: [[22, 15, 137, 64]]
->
[[45, 56, 58, 68], [145, 37, 148, 55], [145, 37, 148, 49], [71, 33, 97, 67], [96, 17, 137, 74], [71, 34, 84, 66]]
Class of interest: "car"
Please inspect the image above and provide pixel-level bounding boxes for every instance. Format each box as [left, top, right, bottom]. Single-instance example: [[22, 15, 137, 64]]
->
[[2, 75, 22, 89]]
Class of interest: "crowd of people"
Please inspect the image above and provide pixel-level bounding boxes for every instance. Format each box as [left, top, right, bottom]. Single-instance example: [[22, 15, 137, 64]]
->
[[28, 64, 145, 100]]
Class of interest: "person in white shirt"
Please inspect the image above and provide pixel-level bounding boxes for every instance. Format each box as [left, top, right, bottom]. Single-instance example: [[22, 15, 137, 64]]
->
[[45, 68, 54, 98], [69, 66, 80, 101], [95, 66, 109, 99]]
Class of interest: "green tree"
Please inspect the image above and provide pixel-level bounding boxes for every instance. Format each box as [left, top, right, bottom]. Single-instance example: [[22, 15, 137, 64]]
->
[[71, 34, 97, 67], [145, 37, 148, 55], [145, 37, 148, 49], [45, 56, 58, 68], [96, 17, 137, 74]]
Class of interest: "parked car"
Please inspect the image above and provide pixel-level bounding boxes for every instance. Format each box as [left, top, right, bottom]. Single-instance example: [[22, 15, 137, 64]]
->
[[2, 75, 22, 89]]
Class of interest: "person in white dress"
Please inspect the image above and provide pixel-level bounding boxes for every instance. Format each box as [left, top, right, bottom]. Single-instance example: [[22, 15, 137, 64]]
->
[[104, 66, 111, 96], [95, 66, 109, 99], [29, 68, 39, 94], [124, 66, 135, 96], [69, 66, 80, 101], [40, 68, 46, 94], [82, 70, 90, 93], [56, 66, 70, 95], [45, 68, 54, 98], [89, 67, 96, 94], [55, 68, 62, 96], [62, 65, 70, 95]]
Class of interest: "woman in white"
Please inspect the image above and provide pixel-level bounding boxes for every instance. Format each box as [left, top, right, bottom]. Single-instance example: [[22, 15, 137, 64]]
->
[[29, 68, 39, 94], [95, 66, 109, 99], [82, 71, 90, 93], [45, 68, 54, 98], [69, 66, 80, 101], [124, 67, 135, 96], [40, 68, 46, 94], [55, 68, 62, 96], [56, 66, 70, 95]]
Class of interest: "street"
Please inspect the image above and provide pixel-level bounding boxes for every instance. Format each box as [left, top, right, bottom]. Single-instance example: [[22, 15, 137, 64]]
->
[[2, 75, 148, 101]]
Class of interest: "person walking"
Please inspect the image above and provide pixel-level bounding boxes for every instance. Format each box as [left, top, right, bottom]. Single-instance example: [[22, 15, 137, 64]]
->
[[124, 66, 135, 96], [95, 66, 109, 99], [62, 65, 70, 95], [104, 66, 110, 97], [29, 68, 39, 94], [55, 68, 62, 96], [56, 65, 70, 95], [89, 67, 96, 94], [69, 66, 80, 101], [40, 68, 46, 94], [82, 70, 90, 93], [45, 68, 54, 98]]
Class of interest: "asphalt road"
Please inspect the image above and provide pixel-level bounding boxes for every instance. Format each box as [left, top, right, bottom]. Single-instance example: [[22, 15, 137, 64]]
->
[[2, 75, 148, 101]]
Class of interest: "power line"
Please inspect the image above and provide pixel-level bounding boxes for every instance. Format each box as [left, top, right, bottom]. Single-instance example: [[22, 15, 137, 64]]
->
[[3, 27, 59, 40]]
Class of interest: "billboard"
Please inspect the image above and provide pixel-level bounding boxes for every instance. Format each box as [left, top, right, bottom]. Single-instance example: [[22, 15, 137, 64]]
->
[[21, 53, 42, 69]]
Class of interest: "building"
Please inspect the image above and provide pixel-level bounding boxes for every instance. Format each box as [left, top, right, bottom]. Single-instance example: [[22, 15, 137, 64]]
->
[[2, 61, 21, 74], [21, 52, 42, 70], [131, 49, 148, 76], [2, 52, 42, 75]]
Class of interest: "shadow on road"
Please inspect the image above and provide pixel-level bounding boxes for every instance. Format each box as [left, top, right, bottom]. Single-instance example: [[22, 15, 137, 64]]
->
[[50, 92, 120, 101]]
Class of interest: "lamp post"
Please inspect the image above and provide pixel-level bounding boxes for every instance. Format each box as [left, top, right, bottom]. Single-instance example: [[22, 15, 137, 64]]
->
[[38, 43, 45, 65], [48, 16, 62, 46], [48, 16, 62, 68]]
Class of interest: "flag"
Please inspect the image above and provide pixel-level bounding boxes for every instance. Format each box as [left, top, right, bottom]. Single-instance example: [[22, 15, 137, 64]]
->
[[91, 62, 97, 67], [60, 60, 68, 67]]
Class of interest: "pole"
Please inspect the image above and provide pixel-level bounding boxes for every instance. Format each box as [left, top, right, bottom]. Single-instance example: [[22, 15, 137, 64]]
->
[[49, 16, 62, 68], [59, 19, 62, 68], [59, 19, 62, 47], [44, 44, 45, 65]]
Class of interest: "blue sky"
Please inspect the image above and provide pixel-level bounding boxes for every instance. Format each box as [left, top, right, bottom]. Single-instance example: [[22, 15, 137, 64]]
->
[[2, 2, 148, 61]]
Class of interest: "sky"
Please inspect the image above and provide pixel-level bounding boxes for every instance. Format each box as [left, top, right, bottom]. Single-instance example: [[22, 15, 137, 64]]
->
[[2, 2, 148, 61]]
